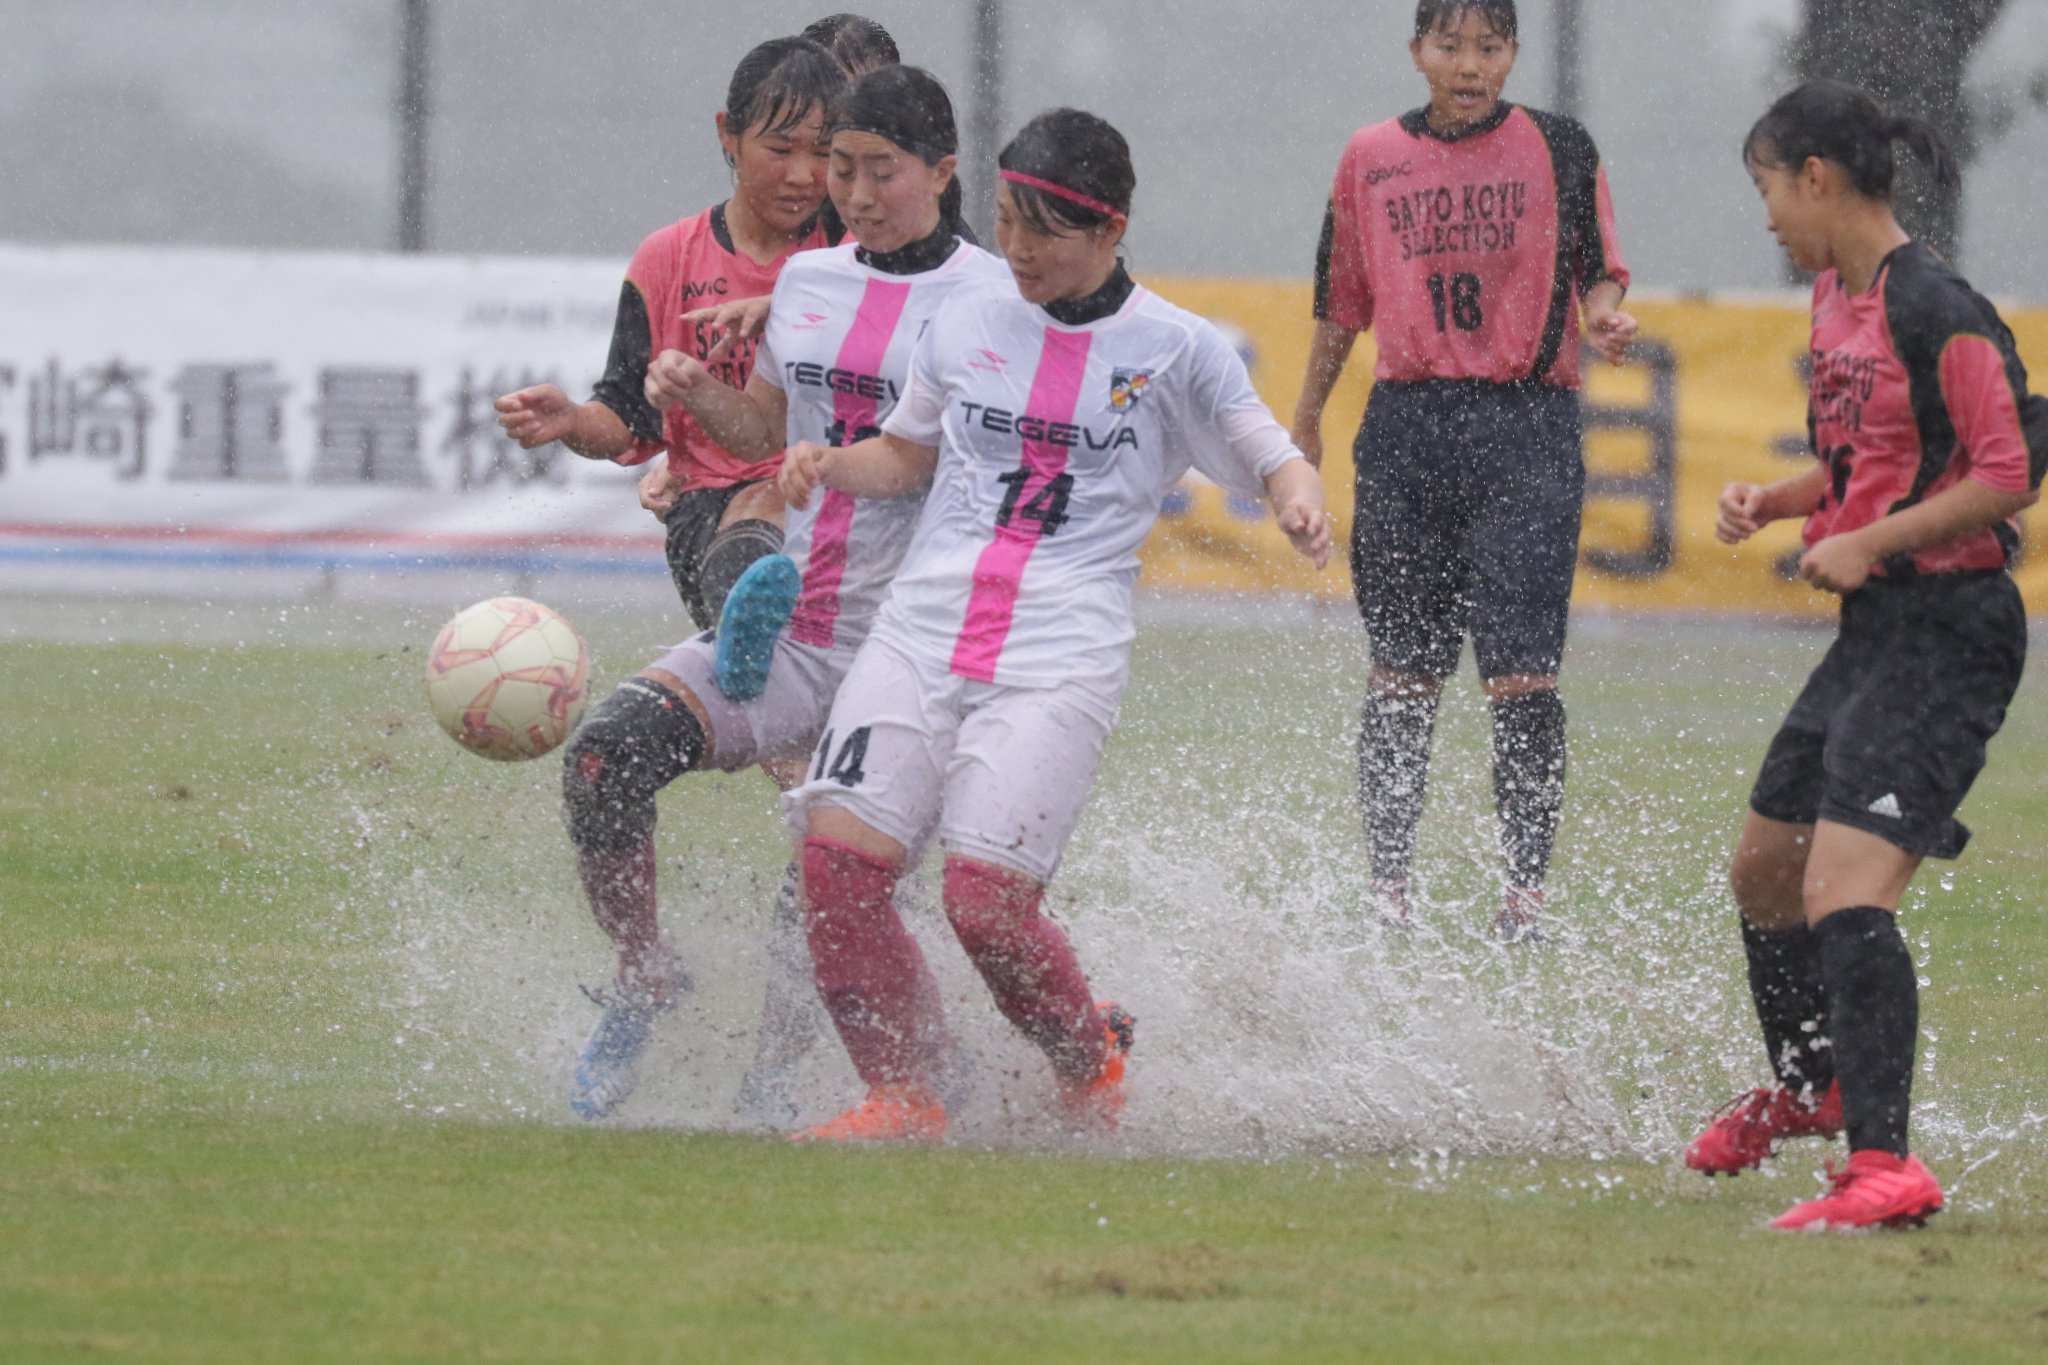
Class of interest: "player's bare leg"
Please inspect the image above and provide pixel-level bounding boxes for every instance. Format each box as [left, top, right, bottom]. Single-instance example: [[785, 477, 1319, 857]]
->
[[559, 666, 716, 1118]]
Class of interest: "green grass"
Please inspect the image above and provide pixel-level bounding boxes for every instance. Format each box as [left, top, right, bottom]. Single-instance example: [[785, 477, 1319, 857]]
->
[[4, 596, 2047, 1362]]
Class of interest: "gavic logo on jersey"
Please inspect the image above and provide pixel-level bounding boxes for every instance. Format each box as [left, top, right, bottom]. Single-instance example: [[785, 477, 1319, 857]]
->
[[681, 278, 729, 302], [968, 348, 1009, 374], [1109, 368, 1153, 411], [784, 360, 899, 402], [960, 402, 1139, 451], [1366, 162, 1412, 188], [793, 311, 831, 331]]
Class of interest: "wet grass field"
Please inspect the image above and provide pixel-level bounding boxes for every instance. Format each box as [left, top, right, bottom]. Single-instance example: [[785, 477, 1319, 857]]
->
[[5, 592, 2047, 1362]]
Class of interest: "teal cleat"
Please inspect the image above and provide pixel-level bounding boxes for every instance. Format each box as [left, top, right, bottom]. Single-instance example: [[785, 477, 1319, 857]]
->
[[569, 981, 679, 1120], [714, 554, 801, 702]]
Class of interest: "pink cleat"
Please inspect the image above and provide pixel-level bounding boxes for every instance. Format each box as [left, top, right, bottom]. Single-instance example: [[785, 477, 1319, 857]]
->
[[1769, 1150, 1943, 1231], [1685, 1081, 1843, 1175]]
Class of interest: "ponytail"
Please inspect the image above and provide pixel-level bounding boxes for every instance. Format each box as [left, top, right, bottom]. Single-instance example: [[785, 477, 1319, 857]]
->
[[1743, 80, 1958, 200]]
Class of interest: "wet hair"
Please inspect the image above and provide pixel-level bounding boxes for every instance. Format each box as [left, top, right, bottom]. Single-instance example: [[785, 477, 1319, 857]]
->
[[801, 13, 900, 75], [1743, 80, 1959, 200], [997, 108, 1135, 235], [1413, 0, 1518, 41], [831, 65, 964, 231], [724, 36, 846, 145]]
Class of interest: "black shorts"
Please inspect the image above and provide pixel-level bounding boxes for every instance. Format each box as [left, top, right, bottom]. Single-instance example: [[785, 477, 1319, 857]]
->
[[1750, 571, 2027, 860], [1350, 380, 1585, 679], [663, 481, 757, 629]]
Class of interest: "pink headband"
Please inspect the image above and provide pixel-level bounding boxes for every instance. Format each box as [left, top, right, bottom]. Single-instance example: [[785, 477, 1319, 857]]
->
[[999, 169, 1121, 219]]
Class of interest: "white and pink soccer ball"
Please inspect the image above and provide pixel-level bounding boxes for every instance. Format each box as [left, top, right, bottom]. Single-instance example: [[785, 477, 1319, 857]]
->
[[423, 596, 589, 761]]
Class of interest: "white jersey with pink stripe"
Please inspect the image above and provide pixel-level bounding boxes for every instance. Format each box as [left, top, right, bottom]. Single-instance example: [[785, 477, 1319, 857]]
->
[[875, 280, 1303, 690], [755, 240, 1010, 652]]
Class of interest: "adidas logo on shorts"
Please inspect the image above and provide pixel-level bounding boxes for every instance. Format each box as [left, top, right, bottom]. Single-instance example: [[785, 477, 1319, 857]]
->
[[1867, 793, 1904, 819]]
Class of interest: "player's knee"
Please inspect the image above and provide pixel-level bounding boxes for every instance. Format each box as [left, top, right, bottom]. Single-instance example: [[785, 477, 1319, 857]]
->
[[698, 518, 785, 623], [1729, 848, 1803, 928], [561, 678, 705, 851]]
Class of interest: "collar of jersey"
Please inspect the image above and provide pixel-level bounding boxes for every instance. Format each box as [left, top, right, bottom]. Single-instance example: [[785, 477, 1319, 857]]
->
[[1400, 101, 1516, 144], [1040, 262, 1137, 327], [855, 222, 961, 276]]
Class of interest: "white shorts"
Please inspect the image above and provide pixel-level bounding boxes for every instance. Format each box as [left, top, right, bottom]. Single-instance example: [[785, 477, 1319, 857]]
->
[[782, 634, 1121, 882], [644, 632, 857, 772]]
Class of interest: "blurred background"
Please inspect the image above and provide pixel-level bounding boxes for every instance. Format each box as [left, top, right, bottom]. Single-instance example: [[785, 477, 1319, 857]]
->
[[4, 0, 2046, 297]]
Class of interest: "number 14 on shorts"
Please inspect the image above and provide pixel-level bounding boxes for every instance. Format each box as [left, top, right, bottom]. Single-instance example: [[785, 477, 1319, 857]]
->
[[812, 727, 871, 787]]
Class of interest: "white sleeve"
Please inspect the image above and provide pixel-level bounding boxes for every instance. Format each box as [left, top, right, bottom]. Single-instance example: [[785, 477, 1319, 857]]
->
[[1181, 323, 1303, 496], [880, 308, 949, 446]]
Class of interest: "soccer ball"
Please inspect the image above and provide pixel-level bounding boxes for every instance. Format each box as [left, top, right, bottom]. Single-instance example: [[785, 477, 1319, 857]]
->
[[424, 596, 590, 761]]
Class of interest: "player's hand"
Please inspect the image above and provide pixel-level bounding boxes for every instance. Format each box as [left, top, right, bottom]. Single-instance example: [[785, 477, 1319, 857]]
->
[[637, 460, 682, 520], [1587, 308, 1638, 366], [683, 295, 772, 365], [1798, 532, 1874, 595], [1716, 482, 1773, 544], [494, 384, 578, 449], [1277, 500, 1332, 570], [777, 439, 829, 511], [1289, 415, 1325, 470], [644, 350, 713, 412]]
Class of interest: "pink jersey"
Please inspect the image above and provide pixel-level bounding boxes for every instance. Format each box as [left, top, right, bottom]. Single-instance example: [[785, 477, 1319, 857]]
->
[[755, 239, 1013, 651], [875, 278, 1302, 690], [1314, 103, 1628, 389], [591, 205, 828, 492], [1802, 242, 2046, 576]]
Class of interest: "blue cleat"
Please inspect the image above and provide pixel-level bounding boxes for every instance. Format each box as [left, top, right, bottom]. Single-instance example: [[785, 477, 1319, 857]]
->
[[714, 554, 801, 702], [570, 981, 679, 1120]]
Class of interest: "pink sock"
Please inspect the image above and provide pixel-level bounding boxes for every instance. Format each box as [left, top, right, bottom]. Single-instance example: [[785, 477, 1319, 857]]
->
[[943, 856, 1104, 1086], [801, 837, 948, 1087], [575, 841, 665, 984]]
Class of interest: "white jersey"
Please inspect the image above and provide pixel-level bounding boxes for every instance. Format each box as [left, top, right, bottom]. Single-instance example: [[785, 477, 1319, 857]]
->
[[875, 278, 1302, 688], [756, 239, 1010, 652]]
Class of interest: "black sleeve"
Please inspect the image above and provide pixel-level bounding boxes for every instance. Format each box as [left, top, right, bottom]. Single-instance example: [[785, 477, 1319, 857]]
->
[[1884, 245, 2048, 495], [589, 279, 664, 444], [1524, 111, 1609, 292], [1310, 200, 1338, 321]]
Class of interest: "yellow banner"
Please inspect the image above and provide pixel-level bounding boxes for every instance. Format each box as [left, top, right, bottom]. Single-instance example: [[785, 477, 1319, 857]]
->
[[1142, 279, 2047, 616]]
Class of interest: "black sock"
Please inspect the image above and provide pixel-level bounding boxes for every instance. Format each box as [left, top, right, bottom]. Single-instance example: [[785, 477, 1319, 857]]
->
[[697, 518, 785, 624], [1816, 906, 1918, 1157], [1357, 687, 1439, 884], [1490, 689, 1567, 889], [1741, 920, 1834, 1093]]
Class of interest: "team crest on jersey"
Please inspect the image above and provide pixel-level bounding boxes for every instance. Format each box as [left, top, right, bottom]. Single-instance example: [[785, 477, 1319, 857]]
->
[[1109, 368, 1154, 411]]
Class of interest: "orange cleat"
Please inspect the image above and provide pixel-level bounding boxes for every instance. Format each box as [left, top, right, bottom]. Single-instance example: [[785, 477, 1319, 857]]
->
[[792, 1082, 946, 1144], [1685, 1080, 1842, 1175], [1769, 1150, 1943, 1231], [1059, 1003, 1136, 1130]]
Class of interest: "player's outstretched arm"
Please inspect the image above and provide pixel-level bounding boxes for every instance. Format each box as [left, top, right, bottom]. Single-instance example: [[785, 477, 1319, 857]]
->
[[1801, 476, 2038, 595], [1263, 457, 1331, 569], [644, 356, 788, 461], [1716, 465, 1826, 545], [681, 296, 772, 365], [494, 384, 634, 460], [778, 433, 939, 510], [1289, 322, 1359, 469], [1582, 279, 1639, 366]]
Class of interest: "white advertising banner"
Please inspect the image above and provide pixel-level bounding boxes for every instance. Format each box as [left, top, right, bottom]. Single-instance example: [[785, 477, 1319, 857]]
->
[[0, 243, 668, 590]]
